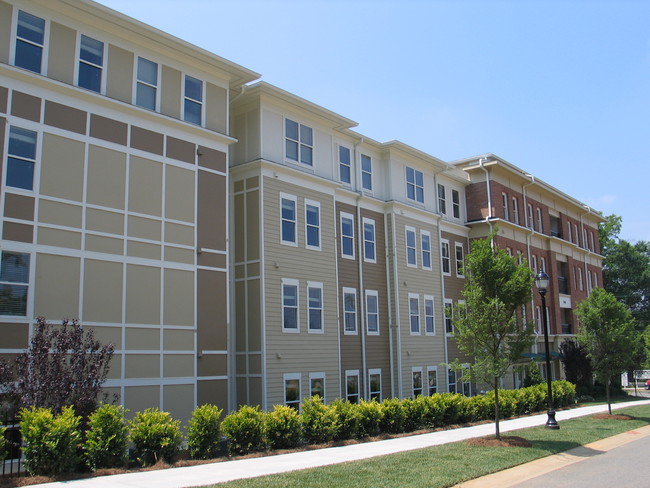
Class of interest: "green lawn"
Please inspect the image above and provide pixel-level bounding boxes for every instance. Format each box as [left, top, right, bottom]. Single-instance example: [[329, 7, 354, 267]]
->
[[204, 404, 650, 488]]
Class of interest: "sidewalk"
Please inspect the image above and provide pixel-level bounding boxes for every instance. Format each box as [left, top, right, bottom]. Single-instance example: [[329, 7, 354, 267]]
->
[[29, 399, 650, 488]]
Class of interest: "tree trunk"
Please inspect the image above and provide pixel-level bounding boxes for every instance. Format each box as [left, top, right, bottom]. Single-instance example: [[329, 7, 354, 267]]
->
[[494, 377, 500, 440], [606, 376, 612, 415]]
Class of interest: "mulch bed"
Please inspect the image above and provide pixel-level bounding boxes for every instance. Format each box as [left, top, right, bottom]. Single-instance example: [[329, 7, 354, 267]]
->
[[467, 435, 532, 448], [591, 413, 636, 420]]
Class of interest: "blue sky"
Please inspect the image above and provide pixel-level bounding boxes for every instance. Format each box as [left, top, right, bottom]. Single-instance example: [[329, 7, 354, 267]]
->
[[97, 0, 649, 243]]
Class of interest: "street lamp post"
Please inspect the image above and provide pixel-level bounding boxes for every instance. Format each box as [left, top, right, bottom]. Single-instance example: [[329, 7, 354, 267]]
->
[[535, 271, 560, 430]]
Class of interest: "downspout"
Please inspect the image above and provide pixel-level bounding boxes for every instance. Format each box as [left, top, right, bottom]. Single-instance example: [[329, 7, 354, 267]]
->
[[333, 194, 343, 401], [478, 157, 494, 244], [384, 210, 395, 398], [353, 138, 367, 399], [523, 174, 538, 344], [579, 205, 592, 297], [390, 207, 403, 398]]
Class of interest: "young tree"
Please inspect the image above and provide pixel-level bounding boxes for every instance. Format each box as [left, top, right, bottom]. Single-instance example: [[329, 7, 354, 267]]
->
[[575, 288, 639, 414], [452, 232, 535, 439], [559, 339, 593, 390]]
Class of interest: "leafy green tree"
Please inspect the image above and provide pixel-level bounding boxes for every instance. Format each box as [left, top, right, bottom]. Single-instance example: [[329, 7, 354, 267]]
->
[[451, 232, 535, 439], [576, 288, 639, 414], [559, 339, 592, 390]]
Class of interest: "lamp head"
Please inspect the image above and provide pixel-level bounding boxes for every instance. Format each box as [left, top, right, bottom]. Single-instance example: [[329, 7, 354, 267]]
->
[[535, 271, 550, 294]]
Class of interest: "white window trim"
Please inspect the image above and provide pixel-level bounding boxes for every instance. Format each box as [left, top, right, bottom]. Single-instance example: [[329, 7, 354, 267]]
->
[[438, 183, 447, 215], [512, 197, 519, 225], [405, 226, 417, 268], [441, 239, 451, 276], [536, 207, 543, 233], [75, 33, 106, 95], [427, 365, 438, 396], [368, 368, 382, 402], [454, 242, 465, 278], [361, 154, 373, 191], [424, 294, 435, 336], [304, 199, 321, 251], [280, 193, 298, 247], [540, 257, 546, 273], [345, 369, 360, 403], [363, 217, 377, 263], [133, 55, 160, 111], [307, 281, 324, 334], [340, 212, 355, 260], [444, 298, 454, 335], [182, 74, 204, 126], [309, 372, 326, 401], [574, 224, 579, 245], [0, 248, 33, 318], [6, 124, 40, 193], [527, 203, 534, 230], [452, 189, 461, 219], [281, 278, 300, 333], [408, 293, 420, 335], [535, 305, 542, 334], [421, 230, 432, 271], [338, 145, 352, 184], [532, 255, 538, 274], [412, 366, 424, 397], [11, 9, 49, 75], [343, 287, 358, 335], [284, 118, 314, 166], [502, 193, 509, 221], [447, 367, 457, 394], [365, 289, 379, 336], [406, 166, 424, 204], [567, 222, 572, 243], [283, 372, 301, 408]]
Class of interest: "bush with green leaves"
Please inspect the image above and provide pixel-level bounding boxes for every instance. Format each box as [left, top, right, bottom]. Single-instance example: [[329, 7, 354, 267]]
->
[[357, 399, 382, 437], [552, 380, 576, 407], [265, 405, 302, 449], [85, 403, 128, 470], [461, 394, 491, 423], [0, 426, 6, 462], [402, 398, 425, 432], [20, 406, 83, 476], [331, 399, 361, 440], [188, 404, 224, 459], [379, 397, 406, 434], [437, 393, 465, 425], [301, 396, 337, 444], [129, 408, 182, 466], [221, 405, 266, 455]]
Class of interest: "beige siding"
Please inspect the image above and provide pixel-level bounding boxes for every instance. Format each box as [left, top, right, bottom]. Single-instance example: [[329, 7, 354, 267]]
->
[[161, 65, 182, 119], [47, 21, 75, 84], [34, 253, 80, 319], [0, 1, 11, 64], [106, 44, 134, 104], [40, 134, 85, 201], [206, 82, 227, 134]]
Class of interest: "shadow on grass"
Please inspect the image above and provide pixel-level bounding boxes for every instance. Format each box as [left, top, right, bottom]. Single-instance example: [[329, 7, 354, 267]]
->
[[530, 440, 606, 458]]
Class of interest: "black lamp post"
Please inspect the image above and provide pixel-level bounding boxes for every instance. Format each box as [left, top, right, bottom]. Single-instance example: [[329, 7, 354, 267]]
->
[[535, 271, 560, 429]]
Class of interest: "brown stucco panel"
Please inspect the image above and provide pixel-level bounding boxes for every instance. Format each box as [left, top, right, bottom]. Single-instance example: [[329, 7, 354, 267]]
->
[[166, 136, 195, 164], [197, 269, 228, 351], [198, 146, 226, 173], [90, 114, 128, 145], [44, 101, 87, 134], [197, 379, 228, 411], [0, 322, 29, 349], [130, 126, 164, 155], [0, 86, 7, 113], [2, 222, 33, 243], [197, 252, 226, 269], [11, 91, 41, 122], [4, 193, 34, 221], [197, 170, 226, 252], [197, 354, 227, 377]]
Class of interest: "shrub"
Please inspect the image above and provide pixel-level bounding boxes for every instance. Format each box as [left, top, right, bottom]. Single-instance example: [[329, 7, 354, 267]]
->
[[188, 404, 224, 460], [437, 393, 465, 425], [20, 406, 83, 476], [129, 408, 182, 466], [221, 405, 266, 455], [0, 426, 6, 462], [379, 398, 406, 434], [85, 404, 128, 470], [461, 394, 491, 422], [301, 396, 337, 444], [331, 399, 360, 440], [357, 400, 382, 437], [552, 380, 576, 407], [402, 398, 425, 432], [265, 405, 302, 449], [419, 395, 445, 428]]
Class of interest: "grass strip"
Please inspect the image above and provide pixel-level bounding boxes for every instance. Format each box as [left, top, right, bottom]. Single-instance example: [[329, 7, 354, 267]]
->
[[204, 404, 650, 488]]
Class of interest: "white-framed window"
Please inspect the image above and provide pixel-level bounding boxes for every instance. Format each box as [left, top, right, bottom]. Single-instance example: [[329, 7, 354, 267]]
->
[[6, 126, 37, 191], [421, 230, 432, 270], [536, 207, 543, 233], [532, 255, 538, 274], [136, 56, 158, 110], [0, 251, 30, 316], [424, 295, 435, 335], [280, 194, 297, 246], [574, 224, 579, 245], [502, 193, 509, 221], [409, 293, 420, 335], [368, 369, 381, 401], [590, 231, 595, 251], [366, 290, 379, 335], [461, 366, 472, 396], [343, 287, 357, 334], [78, 34, 104, 93], [593, 272, 598, 289], [282, 278, 299, 332], [447, 368, 457, 394], [427, 366, 438, 395], [412, 367, 423, 397], [183, 75, 203, 125], [587, 270, 593, 293], [284, 373, 301, 410], [405, 226, 417, 267], [578, 267, 584, 291], [512, 197, 519, 225], [346, 370, 360, 403], [309, 372, 325, 400], [361, 154, 372, 191], [444, 299, 454, 334], [406, 167, 424, 203], [455, 243, 465, 277], [305, 199, 321, 250], [438, 184, 447, 215], [441, 240, 451, 275], [285, 118, 313, 166], [339, 145, 351, 184], [567, 222, 573, 243], [583, 228, 589, 250], [506, 247, 512, 257], [535, 305, 542, 334], [14, 10, 45, 74], [540, 257, 546, 273], [363, 218, 376, 263], [527, 204, 534, 230], [340, 212, 355, 259], [573, 267, 577, 290], [307, 282, 323, 333], [452, 189, 461, 219]]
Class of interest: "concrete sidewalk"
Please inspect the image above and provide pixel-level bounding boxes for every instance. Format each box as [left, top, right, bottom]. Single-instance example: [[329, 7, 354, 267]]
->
[[29, 398, 650, 488]]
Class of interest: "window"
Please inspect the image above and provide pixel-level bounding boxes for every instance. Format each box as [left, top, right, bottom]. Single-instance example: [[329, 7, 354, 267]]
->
[[535, 306, 542, 334], [339, 146, 351, 183], [409, 294, 420, 334], [574, 224, 579, 245], [343, 288, 357, 334], [405, 227, 417, 267], [7, 126, 37, 191], [14, 10, 45, 73], [346, 370, 360, 403], [305, 200, 320, 250], [340, 213, 355, 259], [424, 295, 435, 335], [136, 57, 158, 110], [363, 218, 376, 263], [512, 197, 519, 225], [452, 189, 461, 219], [448, 368, 457, 394], [567, 222, 573, 243], [307, 282, 323, 332], [280, 194, 297, 245], [78, 35, 104, 93], [412, 367, 423, 397], [285, 119, 313, 165], [540, 257, 546, 273], [441, 240, 451, 275], [361, 155, 372, 191], [461, 367, 472, 397], [0, 251, 30, 316], [406, 167, 424, 203], [593, 272, 598, 289], [527, 204, 534, 230], [506, 247, 512, 257], [444, 299, 454, 334], [421, 231, 432, 270], [284, 373, 301, 410], [583, 228, 589, 250], [502, 193, 509, 220], [309, 373, 325, 400], [455, 243, 465, 277], [366, 290, 379, 335], [282, 279, 299, 332], [590, 232, 595, 251], [183, 75, 203, 125], [368, 369, 381, 401], [532, 255, 538, 274], [587, 270, 592, 293], [438, 184, 447, 214], [536, 208, 543, 233], [427, 366, 438, 395]]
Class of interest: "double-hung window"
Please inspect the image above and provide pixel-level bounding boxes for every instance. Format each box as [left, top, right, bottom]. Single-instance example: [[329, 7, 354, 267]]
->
[[441, 240, 451, 275], [452, 189, 461, 219], [307, 282, 323, 332], [448, 368, 457, 394], [285, 119, 313, 165], [502, 193, 509, 220], [455, 243, 465, 277], [78, 35, 104, 93], [346, 370, 360, 403], [536, 208, 543, 233], [14, 10, 45, 73], [343, 288, 357, 334], [421, 231, 432, 270], [427, 366, 438, 395], [0, 251, 30, 316], [527, 204, 534, 230], [409, 293, 420, 334], [405, 226, 417, 267], [309, 373, 325, 400], [567, 222, 573, 243], [340, 213, 355, 259], [574, 224, 579, 245], [444, 299, 454, 334], [7, 126, 37, 191], [305, 200, 321, 250], [412, 367, 423, 397], [363, 218, 376, 263], [438, 184, 447, 214], [424, 295, 435, 335], [284, 373, 301, 410], [366, 290, 379, 335], [361, 155, 372, 191], [184, 75, 203, 125], [339, 146, 351, 184], [282, 279, 299, 332], [280, 194, 297, 245], [136, 57, 158, 110], [540, 257, 546, 273], [512, 197, 520, 225], [368, 369, 381, 401], [406, 167, 424, 203]]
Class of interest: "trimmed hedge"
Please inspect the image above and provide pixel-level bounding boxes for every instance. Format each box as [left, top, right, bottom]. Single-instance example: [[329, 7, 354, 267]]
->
[[129, 408, 182, 466], [220, 405, 266, 455], [188, 404, 224, 459], [85, 403, 128, 469]]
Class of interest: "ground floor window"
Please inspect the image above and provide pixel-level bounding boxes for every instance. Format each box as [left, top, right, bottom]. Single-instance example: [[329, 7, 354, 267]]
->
[[346, 370, 360, 403], [368, 369, 381, 402], [412, 367, 423, 397], [427, 366, 438, 396], [283, 373, 301, 410], [309, 372, 325, 400]]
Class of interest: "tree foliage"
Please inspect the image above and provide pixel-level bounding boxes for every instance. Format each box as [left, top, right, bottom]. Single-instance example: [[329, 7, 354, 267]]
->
[[576, 288, 639, 414], [559, 339, 592, 389], [452, 232, 535, 438]]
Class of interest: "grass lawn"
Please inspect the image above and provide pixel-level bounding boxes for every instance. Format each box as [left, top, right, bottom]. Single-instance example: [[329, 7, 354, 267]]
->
[[205, 403, 650, 488]]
